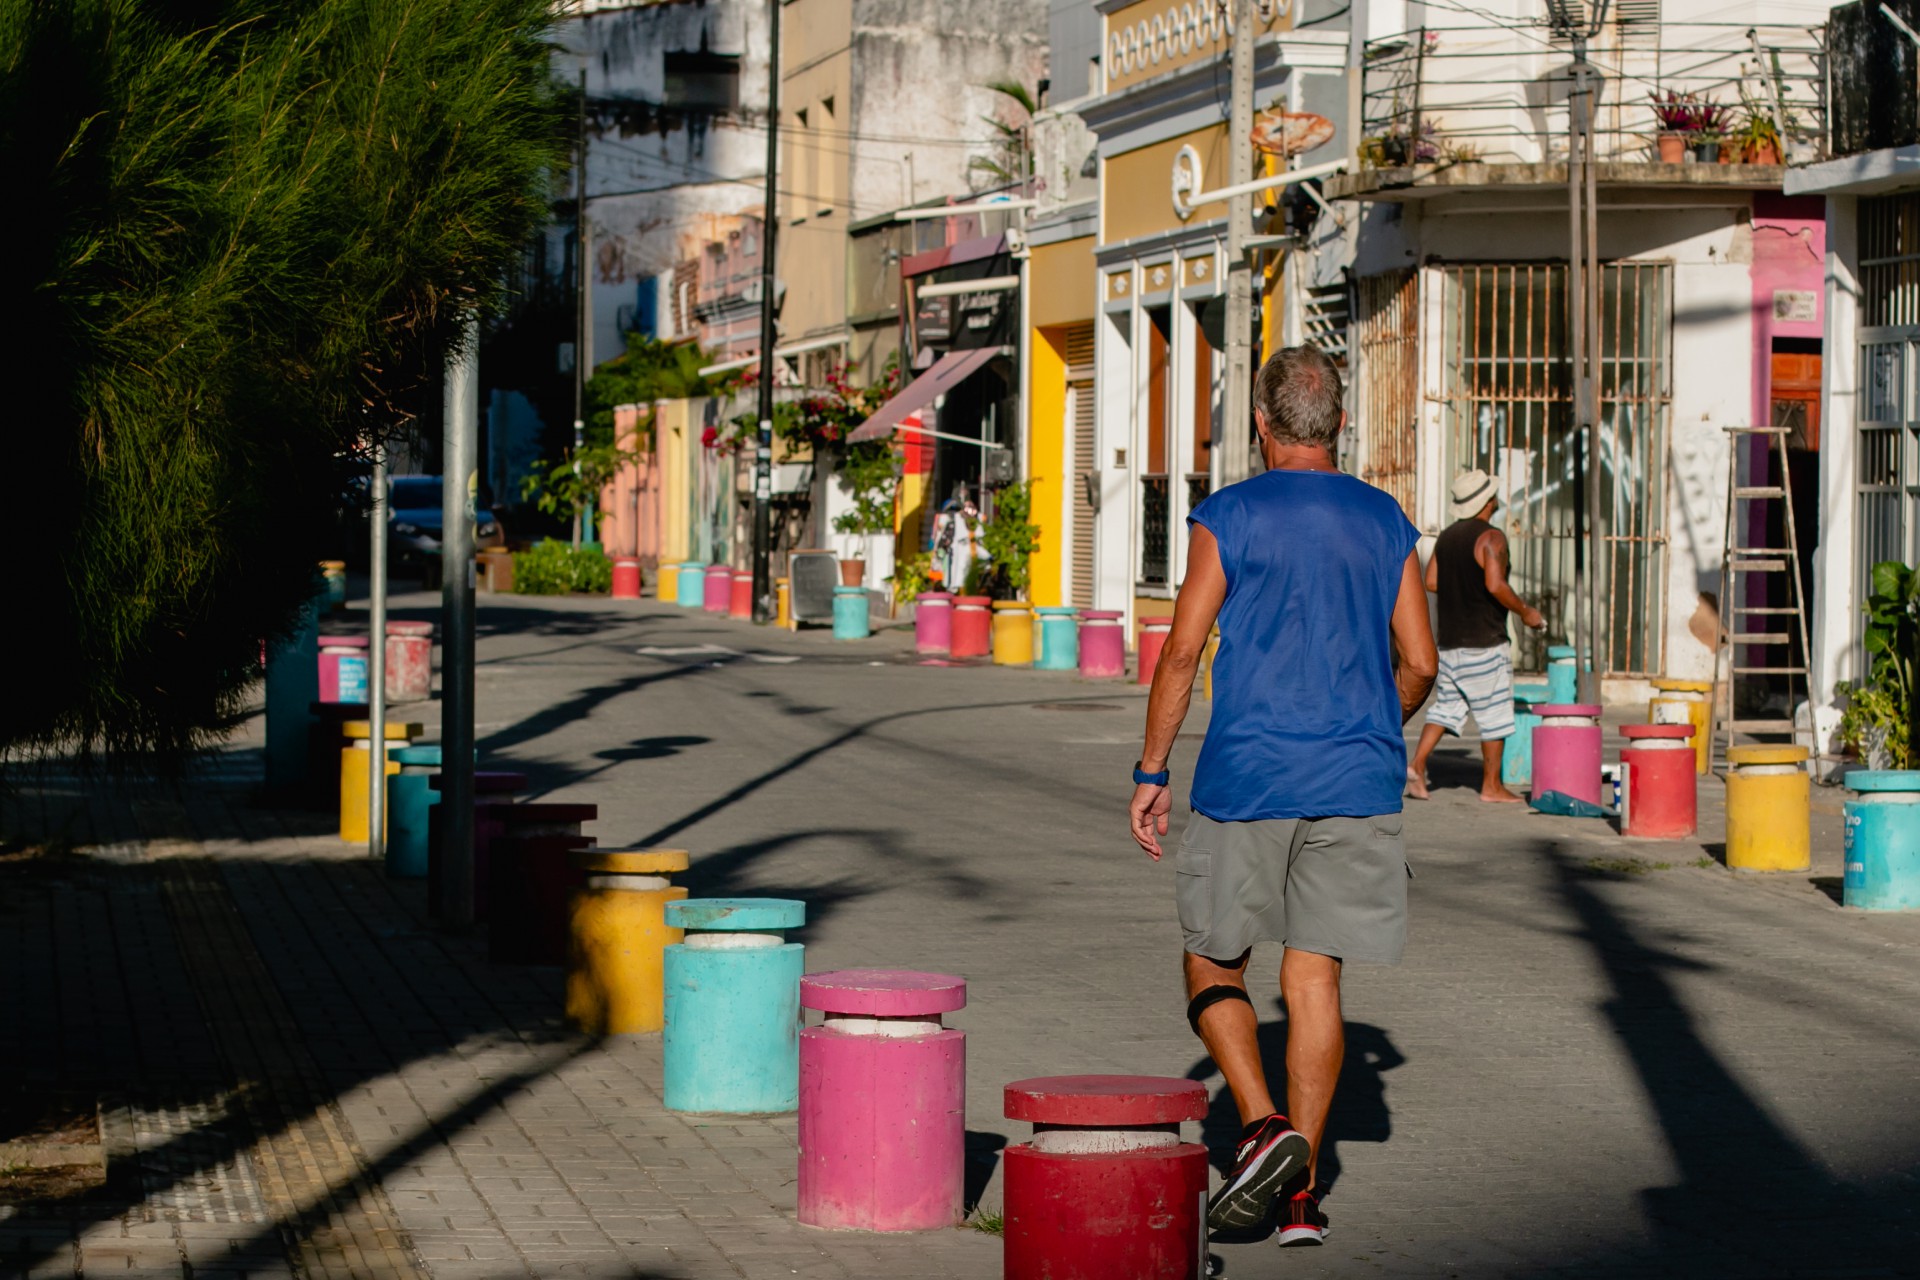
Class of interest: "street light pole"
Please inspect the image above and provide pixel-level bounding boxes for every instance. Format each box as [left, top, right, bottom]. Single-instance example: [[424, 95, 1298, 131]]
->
[[440, 316, 479, 930], [574, 65, 590, 550], [1221, 0, 1257, 485], [368, 439, 388, 868], [751, 0, 782, 623]]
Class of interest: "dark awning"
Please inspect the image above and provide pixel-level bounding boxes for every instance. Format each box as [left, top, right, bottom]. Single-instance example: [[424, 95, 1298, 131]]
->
[[845, 346, 999, 443]]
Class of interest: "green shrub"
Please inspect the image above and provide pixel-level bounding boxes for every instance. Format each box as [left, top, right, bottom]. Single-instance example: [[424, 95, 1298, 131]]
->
[[1837, 560, 1920, 768], [514, 541, 613, 596]]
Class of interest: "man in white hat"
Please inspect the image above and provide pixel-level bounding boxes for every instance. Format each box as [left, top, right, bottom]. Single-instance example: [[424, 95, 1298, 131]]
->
[[1407, 468, 1546, 802]]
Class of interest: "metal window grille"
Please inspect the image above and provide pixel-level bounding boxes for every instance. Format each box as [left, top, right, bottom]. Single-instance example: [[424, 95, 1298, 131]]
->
[[1355, 270, 1419, 517], [1140, 474, 1171, 587], [1439, 262, 1672, 676]]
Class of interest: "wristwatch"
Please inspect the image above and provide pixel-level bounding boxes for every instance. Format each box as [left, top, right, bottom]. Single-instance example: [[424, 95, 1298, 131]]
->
[[1133, 761, 1171, 786]]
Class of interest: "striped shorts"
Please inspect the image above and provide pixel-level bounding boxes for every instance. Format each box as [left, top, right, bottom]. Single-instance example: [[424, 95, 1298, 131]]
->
[[1426, 645, 1516, 741]]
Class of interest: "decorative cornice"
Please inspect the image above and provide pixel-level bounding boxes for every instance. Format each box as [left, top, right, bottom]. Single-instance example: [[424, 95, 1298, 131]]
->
[[1029, 201, 1100, 246]]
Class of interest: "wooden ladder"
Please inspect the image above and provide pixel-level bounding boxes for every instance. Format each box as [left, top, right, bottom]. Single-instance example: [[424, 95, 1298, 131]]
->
[[1712, 426, 1814, 769]]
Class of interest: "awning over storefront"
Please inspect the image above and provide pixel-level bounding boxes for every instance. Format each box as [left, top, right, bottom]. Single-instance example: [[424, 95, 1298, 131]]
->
[[845, 346, 998, 443]]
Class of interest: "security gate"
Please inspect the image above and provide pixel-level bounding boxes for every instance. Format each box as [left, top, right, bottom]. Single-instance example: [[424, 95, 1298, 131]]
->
[[1856, 195, 1920, 664], [1354, 271, 1419, 517], [1439, 262, 1671, 675]]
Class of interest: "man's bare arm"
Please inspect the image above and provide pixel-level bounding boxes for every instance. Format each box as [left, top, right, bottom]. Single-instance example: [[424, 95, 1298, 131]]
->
[[1130, 527, 1228, 858], [1423, 541, 1439, 594], [1476, 528, 1545, 630], [1391, 550, 1439, 723]]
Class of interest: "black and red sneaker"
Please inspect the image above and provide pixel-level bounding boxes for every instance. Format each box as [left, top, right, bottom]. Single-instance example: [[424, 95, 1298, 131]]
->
[[1206, 1114, 1310, 1232], [1276, 1189, 1329, 1246]]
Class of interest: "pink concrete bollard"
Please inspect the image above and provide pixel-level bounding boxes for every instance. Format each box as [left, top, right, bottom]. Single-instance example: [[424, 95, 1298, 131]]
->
[[915, 592, 954, 655], [798, 970, 967, 1232], [1078, 611, 1125, 679], [317, 634, 370, 703], [385, 621, 433, 703], [1135, 616, 1173, 686], [703, 565, 733, 613], [1532, 703, 1604, 806]]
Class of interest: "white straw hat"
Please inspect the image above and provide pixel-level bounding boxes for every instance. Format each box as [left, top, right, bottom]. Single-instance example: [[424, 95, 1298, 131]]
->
[[1449, 468, 1498, 521]]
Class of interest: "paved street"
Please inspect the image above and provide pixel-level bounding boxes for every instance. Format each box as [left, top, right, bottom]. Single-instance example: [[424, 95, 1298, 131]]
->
[[6, 590, 1920, 1279]]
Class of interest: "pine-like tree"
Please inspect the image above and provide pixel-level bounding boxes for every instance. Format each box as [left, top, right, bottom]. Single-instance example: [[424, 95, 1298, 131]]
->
[[0, 0, 569, 761]]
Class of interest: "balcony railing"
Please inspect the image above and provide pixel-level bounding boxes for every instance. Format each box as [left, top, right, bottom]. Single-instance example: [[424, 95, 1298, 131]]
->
[[1359, 22, 1827, 170]]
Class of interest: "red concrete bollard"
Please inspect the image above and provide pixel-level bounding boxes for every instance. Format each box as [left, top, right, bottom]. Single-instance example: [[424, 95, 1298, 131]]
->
[[950, 596, 992, 659], [481, 802, 599, 965], [385, 621, 433, 703], [798, 970, 967, 1231], [1621, 723, 1697, 839], [611, 556, 643, 600], [1003, 1076, 1209, 1279], [1136, 616, 1174, 686], [428, 770, 528, 920], [730, 570, 754, 619], [704, 565, 733, 613]]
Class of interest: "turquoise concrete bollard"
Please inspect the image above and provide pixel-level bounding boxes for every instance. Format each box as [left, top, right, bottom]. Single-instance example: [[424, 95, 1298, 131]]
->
[[833, 586, 870, 640], [264, 594, 321, 793], [1502, 683, 1552, 788], [1034, 607, 1078, 671], [663, 898, 806, 1114], [1843, 770, 1920, 911], [675, 561, 707, 609], [386, 745, 442, 878], [1546, 645, 1578, 704]]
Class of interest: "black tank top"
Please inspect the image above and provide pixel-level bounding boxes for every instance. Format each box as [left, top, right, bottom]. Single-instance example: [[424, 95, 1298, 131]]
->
[[1434, 518, 1510, 649]]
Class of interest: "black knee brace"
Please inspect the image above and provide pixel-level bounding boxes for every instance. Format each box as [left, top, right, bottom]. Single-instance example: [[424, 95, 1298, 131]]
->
[[1186, 985, 1253, 1038]]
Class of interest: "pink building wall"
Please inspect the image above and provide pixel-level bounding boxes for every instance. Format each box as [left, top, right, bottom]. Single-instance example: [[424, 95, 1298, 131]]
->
[[1749, 193, 1827, 432], [599, 403, 661, 566]]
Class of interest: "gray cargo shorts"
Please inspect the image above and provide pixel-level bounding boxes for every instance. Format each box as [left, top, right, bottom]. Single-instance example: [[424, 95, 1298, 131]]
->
[[1174, 810, 1409, 965]]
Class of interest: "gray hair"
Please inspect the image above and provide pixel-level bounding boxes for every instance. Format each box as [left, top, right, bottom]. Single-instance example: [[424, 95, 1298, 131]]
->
[[1253, 345, 1343, 448]]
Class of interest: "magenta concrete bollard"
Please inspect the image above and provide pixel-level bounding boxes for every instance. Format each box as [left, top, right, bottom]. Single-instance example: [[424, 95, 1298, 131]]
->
[[1078, 611, 1125, 679], [798, 970, 967, 1232], [1135, 616, 1173, 686], [317, 634, 370, 704], [704, 565, 733, 613], [1532, 703, 1604, 806], [915, 592, 954, 655], [385, 621, 433, 703]]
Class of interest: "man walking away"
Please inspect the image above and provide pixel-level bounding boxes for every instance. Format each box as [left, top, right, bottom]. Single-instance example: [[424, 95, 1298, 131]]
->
[[1406, 469, 1546, 804], [1127, 346, 1438, 1246]]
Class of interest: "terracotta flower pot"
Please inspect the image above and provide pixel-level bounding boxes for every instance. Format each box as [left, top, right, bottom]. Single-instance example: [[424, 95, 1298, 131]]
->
[[1744, 140, 1781, 165], [838, 558, 866, 587], [1656, 132, 1686, 164]]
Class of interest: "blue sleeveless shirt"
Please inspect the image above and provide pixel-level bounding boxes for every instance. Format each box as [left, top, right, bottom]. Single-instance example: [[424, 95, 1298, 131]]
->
[[1187, 469, 1420, 821]]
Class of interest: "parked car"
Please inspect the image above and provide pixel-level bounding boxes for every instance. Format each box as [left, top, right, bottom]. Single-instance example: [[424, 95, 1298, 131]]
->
[[386, 475, 506, 566]]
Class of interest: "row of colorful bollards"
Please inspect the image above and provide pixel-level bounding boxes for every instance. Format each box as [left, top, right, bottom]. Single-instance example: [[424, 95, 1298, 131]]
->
[[563, 865, 1210, 1274]]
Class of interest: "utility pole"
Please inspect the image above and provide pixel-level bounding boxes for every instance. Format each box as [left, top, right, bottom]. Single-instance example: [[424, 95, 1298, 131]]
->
[[573, 65, 591, 550], [1565, 34, 1604, 701], [440, 316, 480, 930], [751, 0, 782, 622], [1221, 0, 1258, 485], [368, 439, 388, 868]]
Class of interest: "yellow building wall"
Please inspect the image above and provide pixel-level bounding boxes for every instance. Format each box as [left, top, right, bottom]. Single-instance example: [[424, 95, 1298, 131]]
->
[[1103, 125, 1232, 245], [779, 0, 852, 347], [1027, 326, 1068, 607], [1031, 234, 1097, 328], [657, 399, 690, 564]]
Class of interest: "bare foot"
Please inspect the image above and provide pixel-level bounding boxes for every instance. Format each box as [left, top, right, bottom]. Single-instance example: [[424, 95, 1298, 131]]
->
[[1406, 769, 1431, 801], [1478, 784, 1524, 804]]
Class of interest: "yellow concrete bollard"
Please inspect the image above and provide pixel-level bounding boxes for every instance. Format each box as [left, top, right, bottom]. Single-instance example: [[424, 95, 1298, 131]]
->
[[656, 562, 679, 602], [776, 577, 792, 630], [991, 600, 1034, 666], [339, 720, 422, 843], [1649, 678, 1713, 775], [566, 848, 690, 1035], [1725, 744, 1810, 872], [1202, 628, 1220, 701]]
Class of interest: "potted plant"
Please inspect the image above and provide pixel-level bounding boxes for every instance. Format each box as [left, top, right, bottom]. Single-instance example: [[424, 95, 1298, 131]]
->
[[830, 439, 899, 587], [1734, 100, 1783, 165], [1837, 561, 1920, 769], [1648, 90, 1698, 163]]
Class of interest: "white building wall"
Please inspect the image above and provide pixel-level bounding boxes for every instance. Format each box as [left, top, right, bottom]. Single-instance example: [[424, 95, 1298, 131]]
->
[[1811, 194, 1861, 719], [1094, 303, 1136, 615]]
